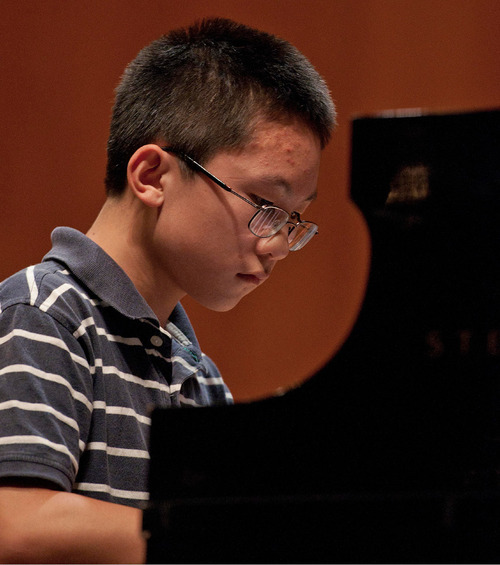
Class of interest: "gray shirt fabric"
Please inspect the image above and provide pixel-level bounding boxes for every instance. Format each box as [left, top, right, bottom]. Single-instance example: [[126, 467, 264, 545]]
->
[[0, 227, 232, 508]]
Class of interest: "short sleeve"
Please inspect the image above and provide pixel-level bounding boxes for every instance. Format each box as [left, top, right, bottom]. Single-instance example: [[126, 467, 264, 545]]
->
[[0, 303, 94, 490]]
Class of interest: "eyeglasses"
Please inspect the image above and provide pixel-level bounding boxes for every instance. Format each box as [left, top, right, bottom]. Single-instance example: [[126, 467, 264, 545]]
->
[[161, 147, 318, 251]]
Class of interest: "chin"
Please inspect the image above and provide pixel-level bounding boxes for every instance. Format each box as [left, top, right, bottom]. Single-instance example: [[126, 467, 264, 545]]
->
[[198, 294, 246, 313], [206, 301, 241, 313]]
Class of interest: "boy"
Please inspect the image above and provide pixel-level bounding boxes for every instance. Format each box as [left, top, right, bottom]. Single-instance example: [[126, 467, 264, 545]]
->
[[0, 17, 335, 563]]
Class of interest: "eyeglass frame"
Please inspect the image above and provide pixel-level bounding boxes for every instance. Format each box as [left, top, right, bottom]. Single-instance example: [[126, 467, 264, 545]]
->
[[160, 146, 319, 251]]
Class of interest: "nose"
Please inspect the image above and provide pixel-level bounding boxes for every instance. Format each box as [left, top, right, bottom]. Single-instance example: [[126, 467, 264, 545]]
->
[[255, 229, 290, 261]]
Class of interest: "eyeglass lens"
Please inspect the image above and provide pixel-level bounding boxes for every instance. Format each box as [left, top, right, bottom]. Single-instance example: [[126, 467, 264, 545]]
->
[[249, 207, 317, 251], [249, 207, 288, 237], [287, 222, 317, 251]]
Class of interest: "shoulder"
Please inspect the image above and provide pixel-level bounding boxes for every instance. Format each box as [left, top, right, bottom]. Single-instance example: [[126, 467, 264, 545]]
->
[[0, 261, 97, 335]]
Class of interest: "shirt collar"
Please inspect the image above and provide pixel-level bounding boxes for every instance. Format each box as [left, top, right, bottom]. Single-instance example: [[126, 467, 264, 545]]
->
[[42, 227, 201, 351]]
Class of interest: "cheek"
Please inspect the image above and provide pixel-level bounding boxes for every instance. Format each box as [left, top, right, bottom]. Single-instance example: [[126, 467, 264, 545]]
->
[[186, 188, 244, 233], [201, 197, 256, 251], [154, 187, 257, 265]]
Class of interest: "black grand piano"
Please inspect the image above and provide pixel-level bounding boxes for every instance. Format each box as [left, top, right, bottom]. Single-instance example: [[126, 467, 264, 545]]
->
[[143, 108, 500, 563]]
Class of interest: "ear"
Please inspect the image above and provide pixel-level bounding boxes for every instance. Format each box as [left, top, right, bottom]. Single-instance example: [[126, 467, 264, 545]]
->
[[126, 144, 170, 208]]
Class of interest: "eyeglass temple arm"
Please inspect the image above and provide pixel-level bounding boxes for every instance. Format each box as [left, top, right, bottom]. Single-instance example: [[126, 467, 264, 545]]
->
[[161, 146, 260, 210]]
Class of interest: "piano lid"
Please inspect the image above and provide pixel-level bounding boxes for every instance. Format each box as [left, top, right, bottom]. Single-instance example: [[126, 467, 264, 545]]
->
[[144, 107, 500, 563], [147, 106, 500, 499]]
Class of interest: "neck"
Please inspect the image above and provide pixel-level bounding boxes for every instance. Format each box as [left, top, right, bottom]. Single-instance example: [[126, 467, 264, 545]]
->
[[86, 195, 182, 325]]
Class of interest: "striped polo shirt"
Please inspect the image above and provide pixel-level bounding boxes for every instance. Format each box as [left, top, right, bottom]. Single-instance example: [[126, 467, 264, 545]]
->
[[0, 227, 232, 508]]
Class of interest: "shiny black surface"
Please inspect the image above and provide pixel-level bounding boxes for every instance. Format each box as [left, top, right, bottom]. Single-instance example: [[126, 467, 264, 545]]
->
[[145, 108, 500, 563]]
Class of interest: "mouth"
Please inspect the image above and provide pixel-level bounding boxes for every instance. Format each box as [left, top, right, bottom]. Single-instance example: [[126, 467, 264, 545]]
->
[[237, 272, 268, 285]]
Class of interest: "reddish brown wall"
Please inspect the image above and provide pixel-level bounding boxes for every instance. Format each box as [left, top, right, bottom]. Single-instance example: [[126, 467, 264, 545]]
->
[[1, 0, 498, 401]]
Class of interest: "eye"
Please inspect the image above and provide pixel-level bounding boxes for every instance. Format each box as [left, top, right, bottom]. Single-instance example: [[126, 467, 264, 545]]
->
[[250, 194, 274, 207]]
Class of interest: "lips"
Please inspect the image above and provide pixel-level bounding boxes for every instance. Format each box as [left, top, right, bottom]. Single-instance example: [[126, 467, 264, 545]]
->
[[237, 272, 268, 285]]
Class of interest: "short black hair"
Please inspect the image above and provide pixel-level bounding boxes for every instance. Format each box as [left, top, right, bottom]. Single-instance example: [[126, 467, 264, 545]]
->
[[105, 17, 336, 196]]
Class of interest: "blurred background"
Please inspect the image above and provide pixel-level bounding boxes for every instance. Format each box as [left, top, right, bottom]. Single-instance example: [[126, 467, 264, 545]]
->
[[1, 0, 498, 402]]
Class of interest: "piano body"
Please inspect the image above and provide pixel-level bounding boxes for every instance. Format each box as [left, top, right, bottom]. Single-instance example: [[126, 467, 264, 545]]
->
[[144, 108, 500, 563]]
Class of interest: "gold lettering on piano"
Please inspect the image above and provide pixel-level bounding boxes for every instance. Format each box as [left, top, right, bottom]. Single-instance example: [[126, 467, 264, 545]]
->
[[426, 330, 444, 358], [425, 329, 500, 358], [488, 330, 500, 356], [386, 164, 430, 204], [459, 330, 473, 355]]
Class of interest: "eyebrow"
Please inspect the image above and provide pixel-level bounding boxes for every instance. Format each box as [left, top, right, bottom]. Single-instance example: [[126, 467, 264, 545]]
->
[[257, 174, 318, 204]]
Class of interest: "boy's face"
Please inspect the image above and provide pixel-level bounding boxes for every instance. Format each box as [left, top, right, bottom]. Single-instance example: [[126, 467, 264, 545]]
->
[[150, 118, 322, 312]]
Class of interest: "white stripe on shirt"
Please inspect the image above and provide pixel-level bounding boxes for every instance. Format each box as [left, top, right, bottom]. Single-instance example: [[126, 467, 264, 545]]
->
[[73, 317, 143, 346], [74, 482, 149, 501], [0, 364, 93, 412], [0, 400, 80, 432], [26, 265, 38, 306], [92, 402, 152, 425], [39, 283, 77, 312], [178, 395, 202, 407], [196, 374, 226, 386], [85, 442, 150, 459], [39, 283, 100, 313], [0, 329, 89, 369], [90, 359, 173, 394], [0, 435, 78, 472]]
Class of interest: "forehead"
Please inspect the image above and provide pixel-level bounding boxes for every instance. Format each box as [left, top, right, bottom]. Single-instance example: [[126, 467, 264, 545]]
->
[[209, 118, 322, 203], [244, 117, 321, 164]]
